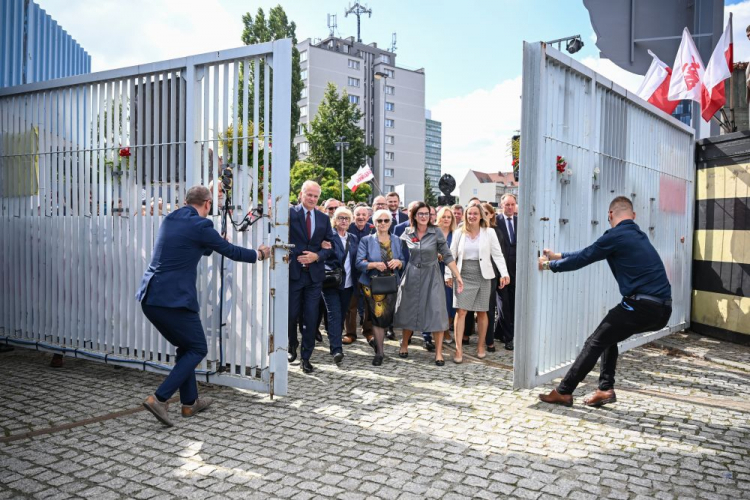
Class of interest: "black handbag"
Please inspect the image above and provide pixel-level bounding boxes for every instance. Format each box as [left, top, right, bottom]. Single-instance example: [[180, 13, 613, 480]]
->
[[322, 236, 349, 289], [370, 274, 398, 294]]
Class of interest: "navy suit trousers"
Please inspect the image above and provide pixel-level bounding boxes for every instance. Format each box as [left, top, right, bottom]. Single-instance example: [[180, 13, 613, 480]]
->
[[142, 303, 208, 405], [289, 272, 323, 360]]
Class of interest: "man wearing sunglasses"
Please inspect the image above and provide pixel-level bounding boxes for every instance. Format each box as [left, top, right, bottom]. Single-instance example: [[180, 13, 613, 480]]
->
[[537, 196, 672, 408], [137, 186, 270, 427]]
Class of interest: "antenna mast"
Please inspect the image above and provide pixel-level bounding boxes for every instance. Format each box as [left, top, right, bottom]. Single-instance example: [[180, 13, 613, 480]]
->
[[345, 2, 372, 43], [390, 33, 397, 53], [327, 14, 337, 37]]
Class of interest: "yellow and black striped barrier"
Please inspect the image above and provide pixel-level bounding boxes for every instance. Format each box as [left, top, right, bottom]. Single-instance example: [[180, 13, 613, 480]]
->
[[692, 132, 750, 344]]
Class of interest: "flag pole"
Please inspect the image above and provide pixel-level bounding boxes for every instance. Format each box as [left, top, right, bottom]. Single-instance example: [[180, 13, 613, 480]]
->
[[729, 13, 736, 132]]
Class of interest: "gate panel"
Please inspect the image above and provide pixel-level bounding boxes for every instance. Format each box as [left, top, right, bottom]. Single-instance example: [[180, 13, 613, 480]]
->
[[0, 40, 291, 396], [515, 43, 695, 389]]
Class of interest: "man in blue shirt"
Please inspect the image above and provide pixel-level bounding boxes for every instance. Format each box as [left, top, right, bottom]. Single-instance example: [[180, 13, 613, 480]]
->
[[537, 196, 672, 408]]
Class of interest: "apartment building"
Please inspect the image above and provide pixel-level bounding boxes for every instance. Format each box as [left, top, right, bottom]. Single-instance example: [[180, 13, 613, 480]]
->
[[425, 111, 442, 199], [295, 36, 426, 203]]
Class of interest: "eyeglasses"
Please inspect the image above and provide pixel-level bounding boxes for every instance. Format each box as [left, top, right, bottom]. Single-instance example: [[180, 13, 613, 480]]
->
[[336, 216, 350, 221], [326, 207, 337, 212], [416, 212, 430, 218], [375, 219, 390, 224]]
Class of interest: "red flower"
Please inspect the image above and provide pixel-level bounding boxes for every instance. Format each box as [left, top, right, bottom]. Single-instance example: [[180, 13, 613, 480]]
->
[[411, 236, 419, 243], [119, 147, 131, 158]]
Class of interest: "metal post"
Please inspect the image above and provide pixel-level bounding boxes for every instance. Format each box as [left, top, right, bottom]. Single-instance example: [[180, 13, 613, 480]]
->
[[334, 136, 350, 201]]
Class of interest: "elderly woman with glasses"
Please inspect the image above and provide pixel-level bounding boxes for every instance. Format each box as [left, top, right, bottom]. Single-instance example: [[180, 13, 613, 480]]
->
[[322, 207, 360, 365], [395, 202, 463, 366], [356, 209, 405, 366]]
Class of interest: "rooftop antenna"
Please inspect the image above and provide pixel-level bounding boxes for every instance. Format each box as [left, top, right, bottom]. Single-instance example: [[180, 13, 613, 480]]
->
[[390, 32, 397, 53], [345, 2, 372, 43], [327, 14, 337, 38]]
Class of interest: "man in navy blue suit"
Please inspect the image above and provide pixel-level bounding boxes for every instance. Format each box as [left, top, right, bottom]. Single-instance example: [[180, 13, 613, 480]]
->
[[494, 194, 518, 351], [136, 186, 270, 427], [288, 180, 336, 373]]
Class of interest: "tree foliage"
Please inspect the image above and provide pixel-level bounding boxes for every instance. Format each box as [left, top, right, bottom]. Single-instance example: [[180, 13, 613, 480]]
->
[[239, 6, 302, 163], [305, 83, 377, 197], [424, 172, 438, 206], [290, 161, 371, 204]]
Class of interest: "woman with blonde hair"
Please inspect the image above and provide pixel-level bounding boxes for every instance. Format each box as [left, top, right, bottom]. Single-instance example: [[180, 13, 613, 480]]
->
[[446, 204, 510, 363], [436, 206, 457, 344], [355, 209, 405, 366]]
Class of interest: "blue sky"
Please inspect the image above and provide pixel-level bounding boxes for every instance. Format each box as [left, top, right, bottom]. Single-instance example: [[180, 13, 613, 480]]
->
[[35, 0, 750, 182]]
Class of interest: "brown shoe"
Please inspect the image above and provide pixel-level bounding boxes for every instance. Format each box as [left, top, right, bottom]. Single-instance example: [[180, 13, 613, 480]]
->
[[143, 395, 173, 427], [182, 397, 213, 418], [342, 335, 356, 345], [50, 354, 64, 368], [583, 389, 616, 407], [538, 389, 573, 407]]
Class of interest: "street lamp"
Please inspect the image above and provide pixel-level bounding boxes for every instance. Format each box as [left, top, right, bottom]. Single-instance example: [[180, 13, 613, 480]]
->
[[545, 34, 584, 54], [374, 70, 389, 196], [334, 136, 350, 200]]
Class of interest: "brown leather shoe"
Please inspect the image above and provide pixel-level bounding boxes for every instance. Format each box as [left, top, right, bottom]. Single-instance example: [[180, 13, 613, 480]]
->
[[342, 335, 356, 345], [583, 389, 616, 407], [538, 389, 573, 407]]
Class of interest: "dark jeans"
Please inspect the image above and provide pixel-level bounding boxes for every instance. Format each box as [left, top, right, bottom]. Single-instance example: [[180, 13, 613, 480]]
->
[[557, 298, 672, 395], [142, 303, 208, 405], [323, 286, 354, 355]]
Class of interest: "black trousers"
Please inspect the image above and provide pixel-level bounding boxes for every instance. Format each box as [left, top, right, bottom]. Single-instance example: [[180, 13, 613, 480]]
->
[[557, 298, 672, 395], [496, 283, 516, 342]]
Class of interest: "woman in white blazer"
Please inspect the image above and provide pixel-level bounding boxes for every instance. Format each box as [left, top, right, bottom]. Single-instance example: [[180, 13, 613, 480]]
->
[[445, 204, 510, 363]]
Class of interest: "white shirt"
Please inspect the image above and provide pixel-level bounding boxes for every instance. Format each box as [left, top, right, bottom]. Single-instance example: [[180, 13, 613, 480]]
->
[[463, 233, 481, 260], [339, 233, 353, 288]]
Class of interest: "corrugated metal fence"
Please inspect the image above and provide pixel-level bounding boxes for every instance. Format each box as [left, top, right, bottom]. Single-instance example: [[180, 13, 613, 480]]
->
[[0, 40, 292, 396], [515, 42, 695, 389], [1, 0, 91, 87]]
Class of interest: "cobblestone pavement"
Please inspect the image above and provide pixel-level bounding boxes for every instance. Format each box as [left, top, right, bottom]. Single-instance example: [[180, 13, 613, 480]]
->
[[653, 331, 750, 372], [1, 333, 749, 499]]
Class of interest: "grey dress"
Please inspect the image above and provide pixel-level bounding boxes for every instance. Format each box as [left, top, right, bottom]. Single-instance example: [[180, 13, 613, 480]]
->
[[394, 226, 455, 332]]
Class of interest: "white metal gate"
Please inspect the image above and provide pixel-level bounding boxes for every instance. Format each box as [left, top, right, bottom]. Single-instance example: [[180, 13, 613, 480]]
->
[[514, 42, 695, 389], [0, 40, 292, 396]]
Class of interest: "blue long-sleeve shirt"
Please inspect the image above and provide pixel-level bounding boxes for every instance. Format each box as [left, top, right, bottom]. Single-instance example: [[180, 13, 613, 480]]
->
[[549, 219, 671, 300]]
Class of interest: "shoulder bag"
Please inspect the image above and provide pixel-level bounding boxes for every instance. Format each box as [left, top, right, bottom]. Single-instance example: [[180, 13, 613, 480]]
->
[[323, 237, 349, 289], [370, 237, 398, 294]]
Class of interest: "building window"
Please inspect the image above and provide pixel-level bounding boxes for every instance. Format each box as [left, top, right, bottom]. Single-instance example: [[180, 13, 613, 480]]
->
[[301, 87, 308, 99], [300, 105, 308, 117], [385, 168, 394, 177], [385, 119, 394, 128], [385, 135, 394, 145], [384, 69, 394, 78], [300, 50, 308, 62], [349, 95, 360, 104], [348, 59, 360, 70], [384, 85, 394, 95], [473, 188, 478, 195], [385, 102, 395, 112], [385, 184, 395, 192], [298, 124, 306, 136], [298, 142, 309, 154], [385, 152, 395, 161], [301, 69, 308, 80], [381, 55, 391, 64], [342, 45, 350, 54], [348, 77, 360, 87]]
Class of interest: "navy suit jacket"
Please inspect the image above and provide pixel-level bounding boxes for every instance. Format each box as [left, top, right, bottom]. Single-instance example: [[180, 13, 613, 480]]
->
[[495, 213, 518, 280], [394, 220, 410, 237], [289, 205, 335, 283], [136, 205, 258, 312], [325, 233, 360, 289]]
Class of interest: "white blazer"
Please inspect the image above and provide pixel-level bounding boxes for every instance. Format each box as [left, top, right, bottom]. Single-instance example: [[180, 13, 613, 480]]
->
[[445, 227, 509, 280]]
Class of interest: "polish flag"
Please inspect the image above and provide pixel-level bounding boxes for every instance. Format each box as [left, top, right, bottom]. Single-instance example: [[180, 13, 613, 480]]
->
[[701, 15, 733, 121], [346, 165, 374, 193], [668, 28, 705, 104], [636, 51, 680, 115]]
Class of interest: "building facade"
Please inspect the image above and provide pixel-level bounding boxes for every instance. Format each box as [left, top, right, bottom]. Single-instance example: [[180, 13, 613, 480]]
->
[[425, 111, 442, 199], [458, 170, 518, 205], [295, 36, 426, 203], [1, 0, 91, 88]]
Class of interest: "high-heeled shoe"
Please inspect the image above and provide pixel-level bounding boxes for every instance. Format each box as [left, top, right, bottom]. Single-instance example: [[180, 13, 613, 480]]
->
[[372, 355, 383, 366], [477, 350, 486, 359], [453, 355, 463, 364]]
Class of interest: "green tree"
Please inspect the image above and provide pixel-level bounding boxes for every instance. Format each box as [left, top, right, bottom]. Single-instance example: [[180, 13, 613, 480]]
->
[[305, 83, 377, 200], [289, 160, 371, 204], [240, 6, 303, 163], [424, 172, 438, 206]]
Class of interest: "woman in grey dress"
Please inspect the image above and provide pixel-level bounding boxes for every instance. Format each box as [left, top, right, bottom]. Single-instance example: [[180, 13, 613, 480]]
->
[[447, 204, 510, 363], [394, 202, 464, 366]]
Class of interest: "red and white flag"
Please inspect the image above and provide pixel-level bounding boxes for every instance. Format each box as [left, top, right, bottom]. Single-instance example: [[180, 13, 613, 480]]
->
[[668, 28, 705, 103], [346, 165, 374, 193], [701, 14, 733, 121], [637, 50, 680, 115]]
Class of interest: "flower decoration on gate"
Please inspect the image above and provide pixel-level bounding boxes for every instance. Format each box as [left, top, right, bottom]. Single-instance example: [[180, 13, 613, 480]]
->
[[556, 155, 567, 174], [119, 147, 131, 158]]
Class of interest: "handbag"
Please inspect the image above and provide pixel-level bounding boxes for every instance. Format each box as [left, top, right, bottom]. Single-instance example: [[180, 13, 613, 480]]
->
[[322, 236, 350, 289], [369, 237, 398, 294]]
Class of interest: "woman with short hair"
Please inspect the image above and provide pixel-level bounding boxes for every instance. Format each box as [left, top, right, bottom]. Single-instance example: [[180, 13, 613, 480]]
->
[[447, 204, 510, 363], [436, 206, 457, 344], [356, 209, 405, 366]]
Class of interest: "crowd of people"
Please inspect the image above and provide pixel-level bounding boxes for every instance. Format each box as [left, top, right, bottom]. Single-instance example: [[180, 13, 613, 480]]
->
[[287, 181, 519, 372]]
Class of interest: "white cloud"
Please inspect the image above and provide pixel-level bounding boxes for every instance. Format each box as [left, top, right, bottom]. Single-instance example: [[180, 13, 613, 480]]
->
[[727, 0, 750, 62], [579, 57, 643, 93], [431, 76, 522, 191]]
